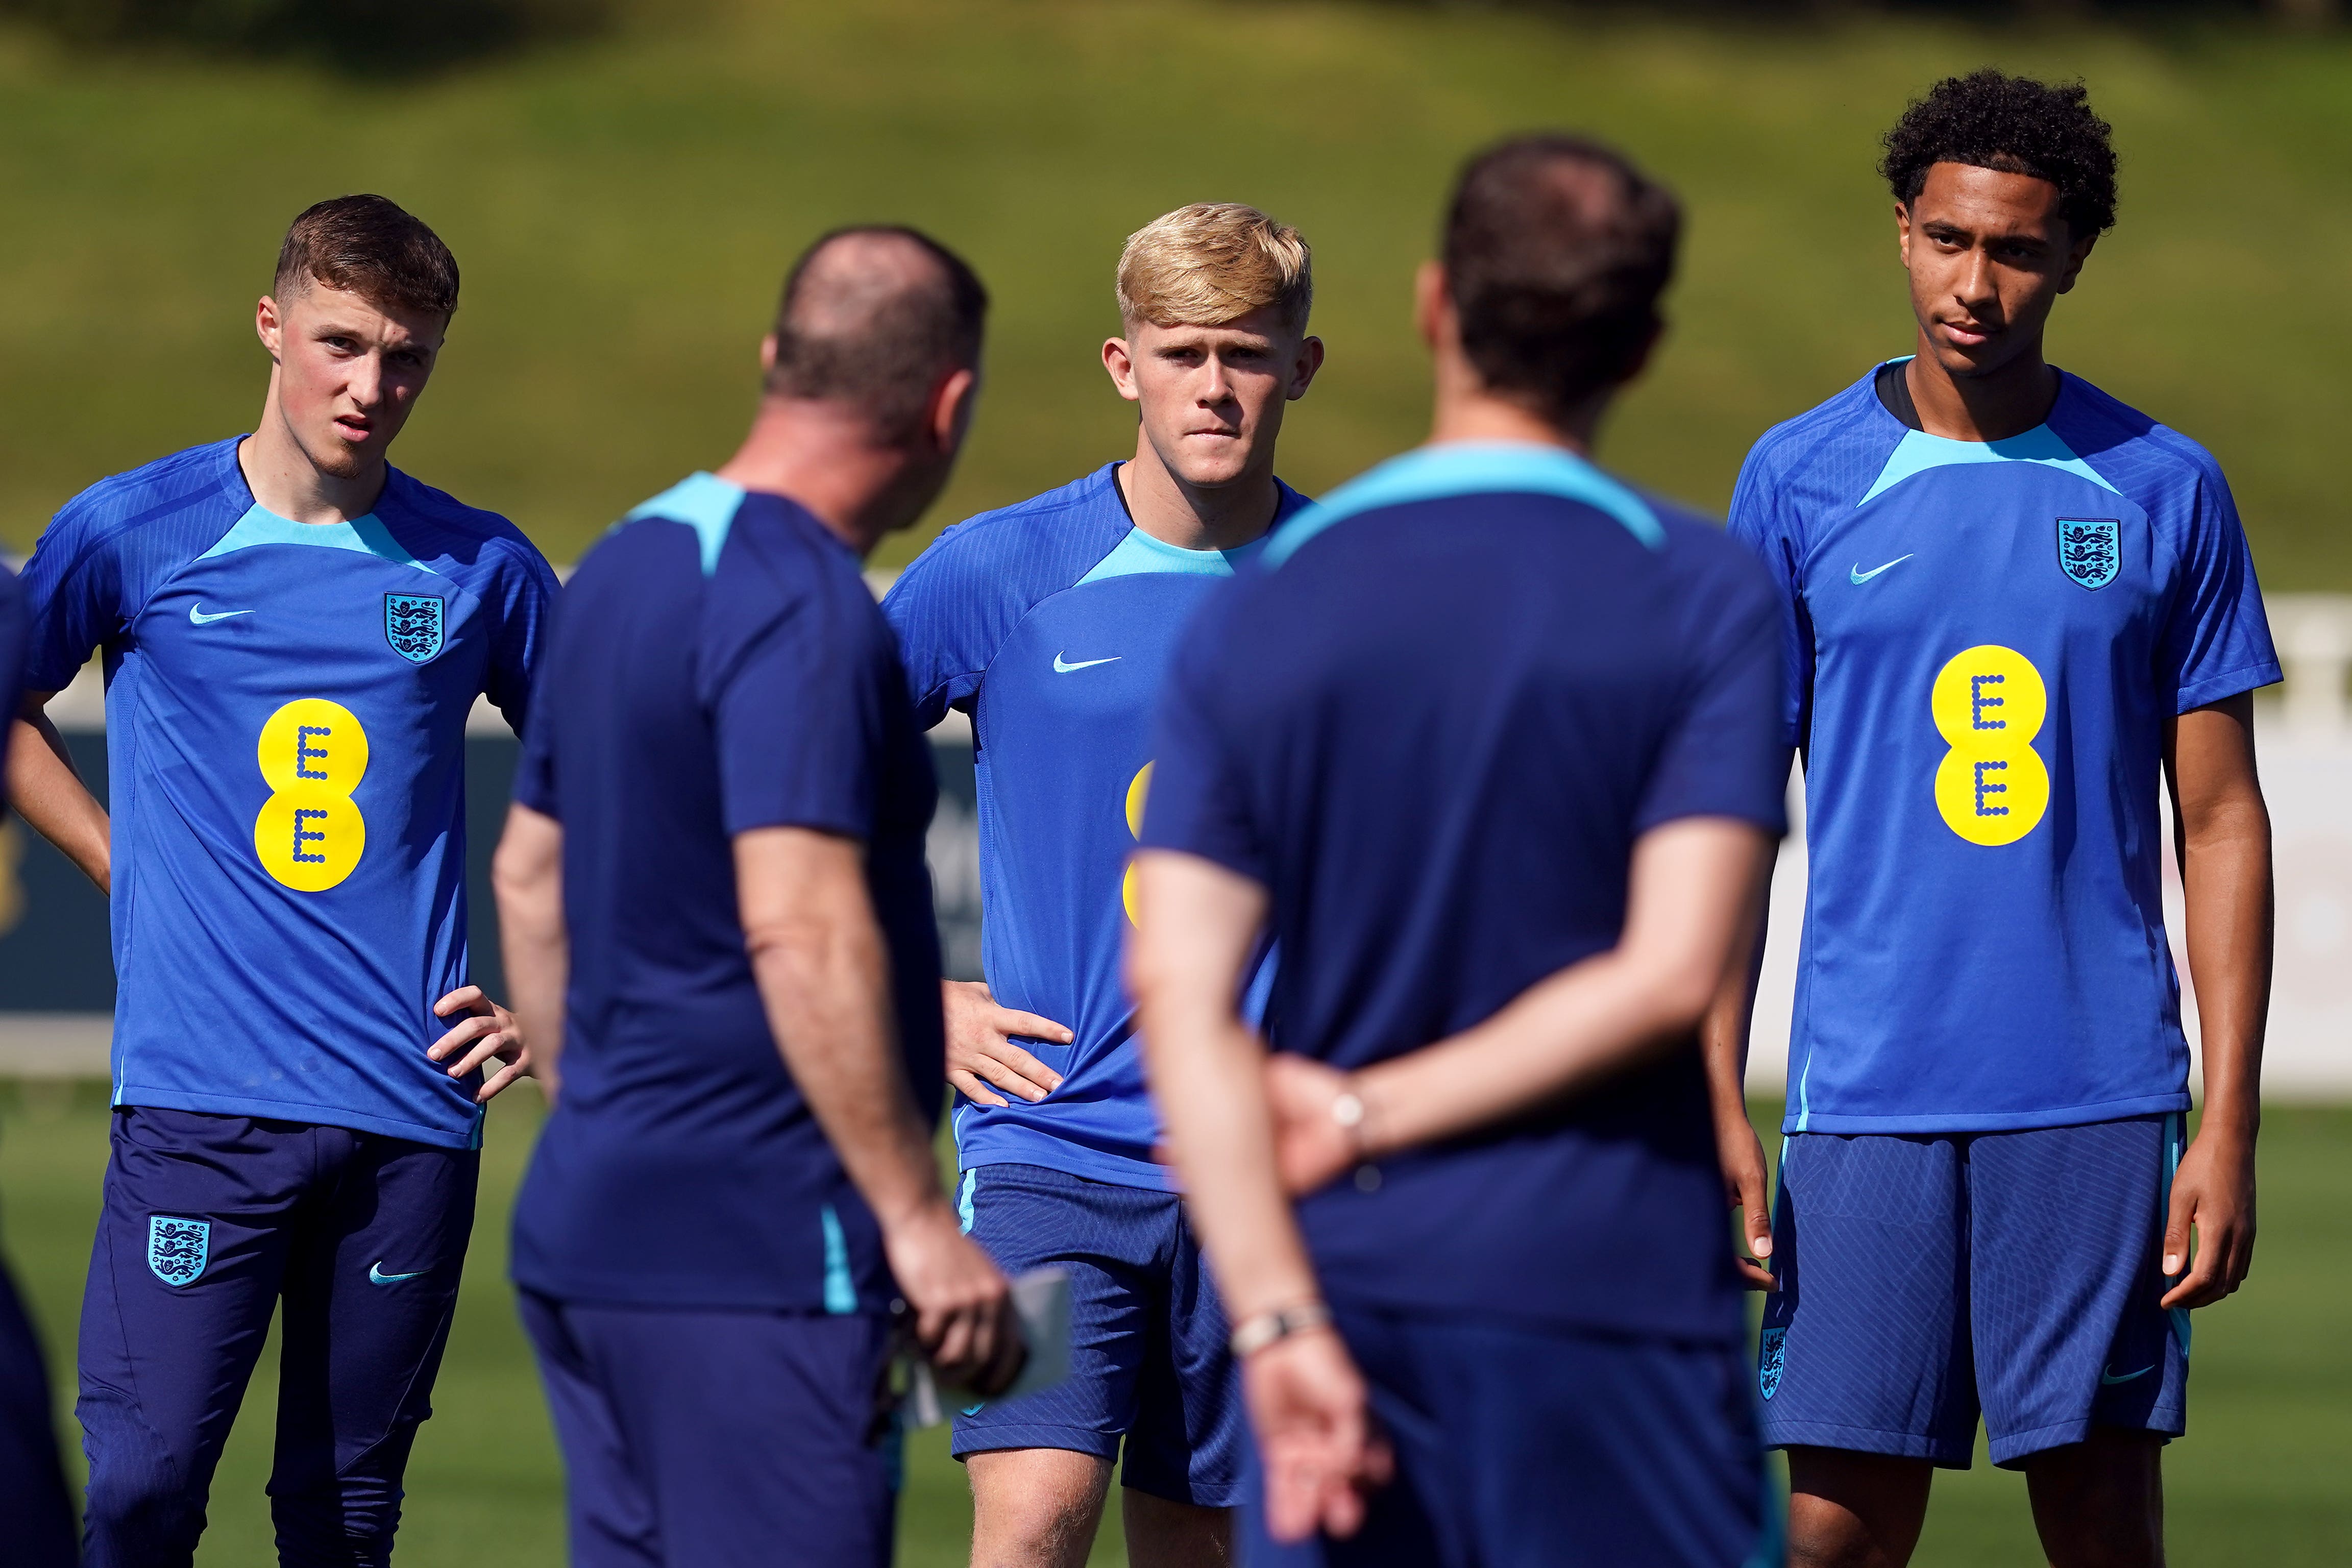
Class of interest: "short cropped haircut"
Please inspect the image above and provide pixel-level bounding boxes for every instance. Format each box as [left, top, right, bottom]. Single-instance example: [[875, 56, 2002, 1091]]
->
[[1881, 70, 2118, 238], [1441, 134, 1680, 424], [273, 195, 460, 320], [767, 225, 989, 440], [1116, 203, 1312, 333]]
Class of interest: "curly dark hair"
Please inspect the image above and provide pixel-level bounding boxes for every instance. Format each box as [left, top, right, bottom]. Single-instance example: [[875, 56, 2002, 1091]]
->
[[1880, 70, 2118, 238]]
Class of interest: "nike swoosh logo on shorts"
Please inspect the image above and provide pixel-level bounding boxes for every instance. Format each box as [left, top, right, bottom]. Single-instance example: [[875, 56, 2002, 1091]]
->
[[189, 604, 254, 625], [1052, 653, 1121, 673], [2100, 1363, 2154, 1385], [1849, 555, 1915, 584], [369, 1262, 428, 1285]]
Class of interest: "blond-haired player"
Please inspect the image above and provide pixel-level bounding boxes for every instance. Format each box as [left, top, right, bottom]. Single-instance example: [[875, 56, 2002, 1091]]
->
[[882, 204, 1322, 1568]]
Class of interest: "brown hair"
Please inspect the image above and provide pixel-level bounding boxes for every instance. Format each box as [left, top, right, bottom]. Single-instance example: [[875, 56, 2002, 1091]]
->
[[767, 225, 989, 439], [1116, 203, 1311, 333], [273, 194, 460, 320], [1441, 135, 1680, 424]]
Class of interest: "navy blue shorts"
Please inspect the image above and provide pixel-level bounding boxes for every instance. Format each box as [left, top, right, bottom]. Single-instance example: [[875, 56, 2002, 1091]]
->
[[1248, 1305, 1773, 1568], [519, 1292, 898, 1568], [952, 1161, 1244, 1507], [78, 1106, 476, 1568], [1758, 1113, 2190, 1468]]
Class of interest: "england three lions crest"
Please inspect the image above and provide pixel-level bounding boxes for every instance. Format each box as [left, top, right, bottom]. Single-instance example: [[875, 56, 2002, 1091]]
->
[[2057, 518, 2120, 591], [385, 593, 446, 664], [148, 1215, 210, 1287]]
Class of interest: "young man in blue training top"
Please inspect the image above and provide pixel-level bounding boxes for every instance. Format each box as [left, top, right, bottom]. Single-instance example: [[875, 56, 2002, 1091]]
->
[[880, 202, 1322, 1568], [1709, 72, 2276, 1568], [7, 195, 554, 1565], [495, 226, 1021, 1568], [0, 562, 76, 1567], [1132, 137, 1786, 1568]]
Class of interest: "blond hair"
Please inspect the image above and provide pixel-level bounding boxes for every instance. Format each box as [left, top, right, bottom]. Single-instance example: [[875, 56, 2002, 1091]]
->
[[1115, 203, 1312, 332]]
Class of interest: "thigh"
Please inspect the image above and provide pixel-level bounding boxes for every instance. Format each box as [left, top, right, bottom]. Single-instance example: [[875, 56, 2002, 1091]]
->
[[272, 1133, 478, 1484], [517, 1291, 662, 1568], [1122, 1209, 1244, 1509], [581, 1305, 897, 1568], [1760, 1131, 1978, 1467], [952, 1164, 1150, 1465], [79, 1109, 301, 1470], [1969, 1114, 2186, 1468]]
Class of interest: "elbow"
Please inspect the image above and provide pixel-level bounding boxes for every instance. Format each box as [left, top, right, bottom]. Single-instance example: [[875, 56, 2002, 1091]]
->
[[1643, 958, 1726, 1045]]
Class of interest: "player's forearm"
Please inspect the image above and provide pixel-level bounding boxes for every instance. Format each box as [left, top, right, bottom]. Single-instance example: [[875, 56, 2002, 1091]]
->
[[2180, 806, 2270, 1140], [1700, 861, 1773, 1134], [739, 831, 945, 1231], [1129, 852, 1322, 1320], [1351, 820, 1771, 1158], [492, 804, 569, 1088], [7, 702, 110, 892]]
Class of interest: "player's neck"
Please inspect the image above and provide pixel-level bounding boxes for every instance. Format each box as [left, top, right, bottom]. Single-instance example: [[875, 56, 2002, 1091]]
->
[[717, 398, 912, 559], [237, 406, 388, 527], [1904, 338, 2060, 444], [1427, 383, 1600, 456], [1118, 437, 1280, 554]]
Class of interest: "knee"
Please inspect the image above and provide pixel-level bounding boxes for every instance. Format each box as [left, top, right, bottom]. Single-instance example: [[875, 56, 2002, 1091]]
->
[[81, 1443, 205, 1557]]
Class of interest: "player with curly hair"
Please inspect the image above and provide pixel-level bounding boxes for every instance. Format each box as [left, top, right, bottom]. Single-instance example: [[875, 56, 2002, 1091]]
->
[[1713, 69, 2277, 1567]]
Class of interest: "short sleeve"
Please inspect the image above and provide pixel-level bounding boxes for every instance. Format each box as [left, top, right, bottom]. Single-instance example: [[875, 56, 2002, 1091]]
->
[[2158, 465, 2280, 713], [1137, 593, 1269, 886], [511, 651, 561, 821], [0, 567, 26, 773], [17, 503, 129, 695], [1724, 447, 1812, 750], [879, 534, 995, 729], [714, 582, 891, 841], [1635, 550, 1791, 838], [483, 542, 561, 734]]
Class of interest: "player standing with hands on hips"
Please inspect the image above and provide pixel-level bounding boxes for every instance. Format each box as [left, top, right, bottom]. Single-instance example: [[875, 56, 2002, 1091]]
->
[[496, 226, 1023, 1568], [883, 202, 1320, 1568], [8, 195, 554, 1566], [1130, 136, 1788, 1567], [1712, 71, 2276, 1568]]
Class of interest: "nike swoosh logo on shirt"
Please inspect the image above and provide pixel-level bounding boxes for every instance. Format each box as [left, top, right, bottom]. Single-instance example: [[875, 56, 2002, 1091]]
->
[[2100, 1363, 2154, 1385], [368, 1262, 428, 1286], [1848, 555, 1915, 584], [1052, 653, 1121, 674], [189, 604, 254, 625]]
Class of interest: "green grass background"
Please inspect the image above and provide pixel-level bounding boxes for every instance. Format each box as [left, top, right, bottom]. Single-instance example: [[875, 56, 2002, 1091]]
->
[[2, 1084, 2346, 1566], [0, 2, 2346, 582]]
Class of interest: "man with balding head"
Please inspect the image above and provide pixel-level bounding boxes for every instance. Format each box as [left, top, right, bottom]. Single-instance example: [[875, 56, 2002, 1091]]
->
[[495, 226, 1020, 1568]]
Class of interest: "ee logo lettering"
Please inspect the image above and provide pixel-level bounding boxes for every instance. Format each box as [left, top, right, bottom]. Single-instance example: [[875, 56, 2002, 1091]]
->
[[1930, 645, 2048, 846], [1121, 762, 1153, 926], [254, 699, 370, 890]]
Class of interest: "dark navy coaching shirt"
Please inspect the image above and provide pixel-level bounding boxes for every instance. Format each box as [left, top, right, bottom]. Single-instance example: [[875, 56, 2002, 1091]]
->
[[1142, 443, 1787, 1341], [509, 474, 946, 1312]]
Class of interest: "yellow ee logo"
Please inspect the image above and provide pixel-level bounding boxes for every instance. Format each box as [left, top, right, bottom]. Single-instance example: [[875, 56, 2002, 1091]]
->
[[1930, 645, 2048, 846], [253, 699, 370, 891], [1120, 761, 1153, 926]]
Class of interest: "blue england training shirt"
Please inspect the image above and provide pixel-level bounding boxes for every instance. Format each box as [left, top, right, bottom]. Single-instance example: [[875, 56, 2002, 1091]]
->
[[882, 464, 1305, 1188], [509, 474, 946, 1312], [19, 437, 555, 1148], [1729, 363, 2280, 1136], [1141, 442, 1787, 1340]]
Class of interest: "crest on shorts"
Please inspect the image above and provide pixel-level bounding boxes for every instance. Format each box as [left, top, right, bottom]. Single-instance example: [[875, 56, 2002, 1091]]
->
[[1757, 1327, 1787, 1401], [2057, 518, 2120, 591], [148, 1216, 209, 1287], [384, 593, 445, 664]]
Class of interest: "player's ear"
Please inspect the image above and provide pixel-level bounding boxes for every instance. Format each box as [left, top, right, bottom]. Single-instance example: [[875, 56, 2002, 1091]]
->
[[927, 364, 979, 457], [1895, 201, 1914, 270], [2055, 231, 2097, 296], [1288, 335, 1326, 402], [1101, 334, 1141, 403], [255, 296, 283, 360], [758, 333, 779, 375], [1413, 261, 1449, 352]]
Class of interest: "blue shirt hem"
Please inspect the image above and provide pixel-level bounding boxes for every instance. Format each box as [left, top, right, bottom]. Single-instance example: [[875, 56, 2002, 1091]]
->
[[957, 1126, 1172, 1191], [1780, 1090, 2192, 1136], [116, 1086, 481, 1150]]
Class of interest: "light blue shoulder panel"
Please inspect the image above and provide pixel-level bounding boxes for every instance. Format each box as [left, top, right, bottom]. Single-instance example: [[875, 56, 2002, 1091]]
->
[[1263, 441, 1663, 570], [1073, 525, 1267, 586], [622, 471, 747, 577], [197, 504, 438, 574], [1858, 426, 2121, 508]]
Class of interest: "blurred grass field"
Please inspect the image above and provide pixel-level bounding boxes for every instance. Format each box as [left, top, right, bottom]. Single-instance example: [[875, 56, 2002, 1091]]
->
[[0, 2, 2346, 581], [1, 1083, 2346, 1565]]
